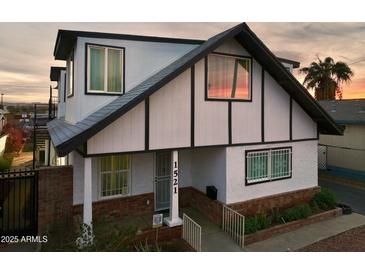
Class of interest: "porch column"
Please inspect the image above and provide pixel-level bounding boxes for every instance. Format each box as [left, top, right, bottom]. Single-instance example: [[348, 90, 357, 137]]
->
[[83, 157, 93, 227], [164, 150, 183, 227]]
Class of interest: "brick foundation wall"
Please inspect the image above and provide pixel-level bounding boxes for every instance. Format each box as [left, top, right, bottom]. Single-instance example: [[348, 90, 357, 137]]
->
[[229, 186, 321, 217], [73, 193, 154, 224], [180, 187, 223, 225], [38, 166, 73, 234]]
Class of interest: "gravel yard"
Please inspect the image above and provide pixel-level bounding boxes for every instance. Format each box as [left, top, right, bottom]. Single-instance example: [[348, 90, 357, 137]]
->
[[300, 225, 365, 251]]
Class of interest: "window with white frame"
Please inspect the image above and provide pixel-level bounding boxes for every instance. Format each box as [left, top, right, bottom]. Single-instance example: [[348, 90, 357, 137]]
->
[[99, 155, 130, 197], [207, 53, 251, 100], [87, 44, 124, 94], [246, 147, 292, 184], [67, 51, 74, 97]]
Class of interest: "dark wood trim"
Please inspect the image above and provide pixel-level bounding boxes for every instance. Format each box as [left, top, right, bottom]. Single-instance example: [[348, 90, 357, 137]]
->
[[84, 43, 126, 96], [145, 97, 149, 151], [191, 65, 195, 148], [63, 73, 67, 102], [261, 68, 265, 142], [228, 101, 232, 144], [212, 51, 252, 59], [289, 96, 293, 141], [85, 138, 317, 158], [205, 53, 253, 102], [245, 146, 292, 186]]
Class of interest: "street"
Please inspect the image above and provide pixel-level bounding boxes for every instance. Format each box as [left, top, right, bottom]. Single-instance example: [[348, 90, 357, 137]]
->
[[319, 179, 365, 215]]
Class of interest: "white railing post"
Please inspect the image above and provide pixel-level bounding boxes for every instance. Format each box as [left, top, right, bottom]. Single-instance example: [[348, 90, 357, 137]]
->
[[222, 205, 245, 248], [182, 213, 201, 252]]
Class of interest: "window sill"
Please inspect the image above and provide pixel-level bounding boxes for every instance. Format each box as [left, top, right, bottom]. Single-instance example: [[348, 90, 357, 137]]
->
[[86, 90, 124, 96], [246, 175, 292, 186], [205, 97, 252, 102], [99, 193, 131, 201]]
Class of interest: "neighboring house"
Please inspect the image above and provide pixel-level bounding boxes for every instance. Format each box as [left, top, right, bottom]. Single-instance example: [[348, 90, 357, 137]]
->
[[45, 66, 68, 166], [318, 99, 365, 178], [47, 23, 341, 229]]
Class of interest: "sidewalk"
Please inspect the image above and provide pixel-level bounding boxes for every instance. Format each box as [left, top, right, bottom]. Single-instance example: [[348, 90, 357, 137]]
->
[[244, 213, 365, 252], [181, 207, 242, 252]]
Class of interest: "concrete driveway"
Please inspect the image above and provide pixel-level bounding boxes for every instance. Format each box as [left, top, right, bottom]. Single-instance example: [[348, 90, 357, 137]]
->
[[319, 179, 365, 215]]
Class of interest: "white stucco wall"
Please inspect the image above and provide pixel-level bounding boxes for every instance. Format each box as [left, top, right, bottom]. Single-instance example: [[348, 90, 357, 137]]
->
[[264, 72, 290, 141], [226, 140, 318, 204], [65, 37, 197, 124], [292, 100, 317, 139], [215, 38, 251, 56], [190, 147, 227, 203], [149, 69, 191, 150], [87, 102, 145, 154]]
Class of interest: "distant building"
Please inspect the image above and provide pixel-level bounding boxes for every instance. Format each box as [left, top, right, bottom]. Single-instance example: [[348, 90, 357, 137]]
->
[[318, 99, 365, 178]]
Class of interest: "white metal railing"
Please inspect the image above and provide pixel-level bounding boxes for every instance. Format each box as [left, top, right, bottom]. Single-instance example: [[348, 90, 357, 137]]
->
[[222, 205, 245, 248], [182, 213, 202, 252]]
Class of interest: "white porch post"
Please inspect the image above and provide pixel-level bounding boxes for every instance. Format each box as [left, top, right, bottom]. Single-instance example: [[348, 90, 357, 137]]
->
[[83, 157, 93, 227], [164, 150, 183, 227], [76, 156, 94, 248]]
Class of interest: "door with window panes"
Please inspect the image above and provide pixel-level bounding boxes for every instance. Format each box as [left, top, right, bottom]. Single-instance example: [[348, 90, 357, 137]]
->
[[154, 152, 171, 211]]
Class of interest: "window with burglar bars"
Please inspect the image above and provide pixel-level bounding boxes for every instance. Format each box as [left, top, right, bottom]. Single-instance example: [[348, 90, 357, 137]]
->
[[99, 155, 130, 197], [246, 148, 292, 184]]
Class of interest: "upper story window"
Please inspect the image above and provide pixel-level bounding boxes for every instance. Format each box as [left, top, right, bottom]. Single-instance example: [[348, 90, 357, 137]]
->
[[87, 44, 125, 94], [207, 53, 251, 101], [67, 50, 74, 97]]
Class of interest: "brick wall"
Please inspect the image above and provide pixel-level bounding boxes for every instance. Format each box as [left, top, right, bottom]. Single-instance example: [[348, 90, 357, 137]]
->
[[38, 166, 73, 234], [229, 186, 320, 217], [180, 187, 223, 225], [73, 193, 154, 223]]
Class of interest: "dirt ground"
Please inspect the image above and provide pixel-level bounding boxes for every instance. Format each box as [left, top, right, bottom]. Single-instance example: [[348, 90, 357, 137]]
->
[[300, 225, 365, 252], [11, 152, 33, 168]]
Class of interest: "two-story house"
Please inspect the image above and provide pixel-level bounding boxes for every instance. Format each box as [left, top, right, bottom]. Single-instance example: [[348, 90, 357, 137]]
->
[[47, 23, 342, 230]]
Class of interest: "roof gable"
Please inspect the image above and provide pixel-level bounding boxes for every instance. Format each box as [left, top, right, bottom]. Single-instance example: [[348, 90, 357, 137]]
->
[[48, 23, 342, 157]]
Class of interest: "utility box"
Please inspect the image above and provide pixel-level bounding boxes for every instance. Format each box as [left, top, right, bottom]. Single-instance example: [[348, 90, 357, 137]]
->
[[206, 186, 217, 200]]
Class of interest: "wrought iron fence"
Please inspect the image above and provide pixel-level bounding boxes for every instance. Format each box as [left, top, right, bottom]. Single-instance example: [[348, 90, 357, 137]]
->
[[182, 213, 201, 252], [222, 205, 245, 248]]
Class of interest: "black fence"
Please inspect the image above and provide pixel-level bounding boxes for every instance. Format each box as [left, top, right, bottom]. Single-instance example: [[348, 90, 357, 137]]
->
[[0, 169, 38, 236]]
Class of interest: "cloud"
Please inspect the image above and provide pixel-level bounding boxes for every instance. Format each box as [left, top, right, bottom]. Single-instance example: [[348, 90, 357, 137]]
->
[[0, 22, 364, 103]]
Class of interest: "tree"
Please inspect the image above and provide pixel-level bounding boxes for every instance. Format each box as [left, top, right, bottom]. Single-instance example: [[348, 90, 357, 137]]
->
[[300, 57, 354, 100], [3, 124, 25, 153]]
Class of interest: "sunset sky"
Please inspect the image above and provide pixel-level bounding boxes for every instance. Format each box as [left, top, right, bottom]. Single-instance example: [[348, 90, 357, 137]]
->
[[0, 22, 365, 103]]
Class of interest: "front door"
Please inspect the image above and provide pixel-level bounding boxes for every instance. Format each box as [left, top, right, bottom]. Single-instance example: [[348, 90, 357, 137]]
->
[[155, 152, 171, 211]]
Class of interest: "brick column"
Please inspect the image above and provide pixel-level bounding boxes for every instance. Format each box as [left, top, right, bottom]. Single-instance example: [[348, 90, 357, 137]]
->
[[38, 166, 73, 234]]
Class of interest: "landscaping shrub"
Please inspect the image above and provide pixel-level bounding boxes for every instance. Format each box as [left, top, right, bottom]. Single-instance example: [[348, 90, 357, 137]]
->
[[311, 188, 336, 210], [281, 204, 312, 223], [0, 156, 13, 171], [245, 214, 271, 234]]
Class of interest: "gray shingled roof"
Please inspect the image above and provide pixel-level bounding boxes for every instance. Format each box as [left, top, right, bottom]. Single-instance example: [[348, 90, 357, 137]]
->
[[318, 100, 365, 125], [48, 22, 343, 157]]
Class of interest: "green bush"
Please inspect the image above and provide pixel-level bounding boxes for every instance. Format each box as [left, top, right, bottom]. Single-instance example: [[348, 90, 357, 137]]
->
[[311, 188, 336, 210], [280, 204, 312, 223], [0, 156, 13, 171], [245, 214, 271, 234]]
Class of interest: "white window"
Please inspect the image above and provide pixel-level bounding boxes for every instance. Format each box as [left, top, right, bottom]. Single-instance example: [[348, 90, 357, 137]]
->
[[67, 51, 74, 97], [99, 155, 131, 198], [207, 53, 251, 100], [246, 147, 292, 184], [87, 44, 124, 94]]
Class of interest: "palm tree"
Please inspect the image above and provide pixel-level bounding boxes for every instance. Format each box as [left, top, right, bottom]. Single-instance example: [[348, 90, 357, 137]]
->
[[300, 57, 354, 100]]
